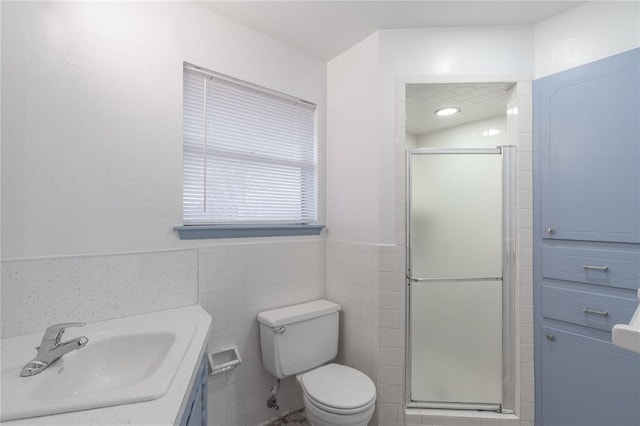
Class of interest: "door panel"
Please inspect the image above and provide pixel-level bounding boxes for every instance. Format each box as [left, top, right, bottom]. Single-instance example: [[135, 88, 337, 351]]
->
[[539, 49, 640, 243], [541, 326, 640, 426], [411, 280, 502, 404], [410, 153, 503, 279]]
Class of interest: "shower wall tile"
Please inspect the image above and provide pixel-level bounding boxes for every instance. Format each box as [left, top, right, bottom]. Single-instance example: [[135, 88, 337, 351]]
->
[[520, 305, 533, 325], [519, 190, 533, 209], [419, 414, 442, 425], [516, 80, 536, 422], [519, 132, 533, 152], [376, 244, 406, 425], [520, 172, 533, 191], [519, 231, 533, 250], [518, 151, 532, 171], [198, 239, 326, 426], [404, 412, 423, 424], [518, 113, 533, 134], [520, 267, 533, 285], [380, 402, 402, 423], [520, 285, 533, 306], [379, 383, 404, 404]]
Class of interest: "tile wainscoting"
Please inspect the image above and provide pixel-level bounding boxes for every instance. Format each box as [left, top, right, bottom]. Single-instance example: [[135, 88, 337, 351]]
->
[[198, 239, 327, 426], [1, 229, 532, 426]]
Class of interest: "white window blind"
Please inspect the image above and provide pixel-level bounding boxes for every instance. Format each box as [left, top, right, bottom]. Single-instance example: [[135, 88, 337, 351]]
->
[[183, 65, 317, 226]]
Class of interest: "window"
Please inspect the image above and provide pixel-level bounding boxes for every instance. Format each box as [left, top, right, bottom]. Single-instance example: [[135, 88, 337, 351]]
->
[[176, 64, 322, 239]]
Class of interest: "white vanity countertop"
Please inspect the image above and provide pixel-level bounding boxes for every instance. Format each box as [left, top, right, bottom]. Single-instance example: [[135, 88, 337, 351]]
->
[[612, 289, 640, 354], [0, 305, 212, 426]]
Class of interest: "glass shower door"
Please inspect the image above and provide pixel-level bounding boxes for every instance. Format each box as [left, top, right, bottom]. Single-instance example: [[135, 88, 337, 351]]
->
[[408, 149, 503, 409]]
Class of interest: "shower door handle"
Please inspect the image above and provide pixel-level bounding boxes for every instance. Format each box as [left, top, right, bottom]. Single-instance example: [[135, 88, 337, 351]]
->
[[408, 276, 503, 283]]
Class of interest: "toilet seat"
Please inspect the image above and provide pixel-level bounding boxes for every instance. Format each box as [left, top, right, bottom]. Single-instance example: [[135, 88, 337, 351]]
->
[[303, 393, 376, 426], [304, 392, 375, 415], [298, 363, 376, 415]]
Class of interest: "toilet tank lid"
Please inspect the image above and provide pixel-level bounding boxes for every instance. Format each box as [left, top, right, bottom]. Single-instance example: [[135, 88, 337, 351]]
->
[[257, 300, 341, 327]]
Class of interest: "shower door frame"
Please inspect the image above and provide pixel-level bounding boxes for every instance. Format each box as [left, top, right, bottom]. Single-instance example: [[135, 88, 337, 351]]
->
[[404, 146, 517, 413]]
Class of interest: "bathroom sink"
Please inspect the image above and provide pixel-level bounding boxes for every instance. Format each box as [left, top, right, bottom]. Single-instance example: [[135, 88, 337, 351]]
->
[[30, 332, 176, 400], [1, 317, 197, 421], [612, 289, 640, 354]]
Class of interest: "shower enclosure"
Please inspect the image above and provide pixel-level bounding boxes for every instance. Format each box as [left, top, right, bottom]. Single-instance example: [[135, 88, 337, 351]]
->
[[406, 147, 516, 412]]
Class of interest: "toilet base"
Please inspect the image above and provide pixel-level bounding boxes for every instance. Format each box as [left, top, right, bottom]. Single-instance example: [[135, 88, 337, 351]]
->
[[303, 394, 375, 426]]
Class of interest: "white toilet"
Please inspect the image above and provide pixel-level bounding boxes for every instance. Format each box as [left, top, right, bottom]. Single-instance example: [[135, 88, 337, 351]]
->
[[257, 300, 376, 426]]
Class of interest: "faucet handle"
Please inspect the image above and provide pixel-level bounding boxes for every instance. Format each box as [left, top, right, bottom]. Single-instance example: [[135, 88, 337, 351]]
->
[[42, 322, 86, 343]]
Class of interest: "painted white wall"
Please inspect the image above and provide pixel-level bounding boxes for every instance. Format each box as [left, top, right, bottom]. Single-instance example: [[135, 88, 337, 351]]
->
[[1, 1, 327, 259], [326, 32, 381, 244], [416, 116, 507, 149], [535, 1, 640, 78]]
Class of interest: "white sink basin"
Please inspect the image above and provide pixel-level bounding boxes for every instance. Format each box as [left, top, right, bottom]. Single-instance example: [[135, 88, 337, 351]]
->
[[612, 289, 640, 354], [31, 332, 176, 401], [1, 314, 197, 421]]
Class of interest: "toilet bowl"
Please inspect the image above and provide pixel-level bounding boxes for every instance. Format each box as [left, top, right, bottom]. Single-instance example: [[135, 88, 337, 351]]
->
[[297, 363, 376, 426]]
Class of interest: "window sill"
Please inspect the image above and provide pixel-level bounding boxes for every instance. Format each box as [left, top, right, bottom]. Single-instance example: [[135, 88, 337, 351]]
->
[[173, 224, 325, 240]]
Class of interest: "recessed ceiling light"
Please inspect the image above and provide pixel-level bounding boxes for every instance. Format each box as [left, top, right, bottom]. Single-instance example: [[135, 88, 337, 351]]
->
[[434, 107, 461, 116], [482, 129, 501, 136]]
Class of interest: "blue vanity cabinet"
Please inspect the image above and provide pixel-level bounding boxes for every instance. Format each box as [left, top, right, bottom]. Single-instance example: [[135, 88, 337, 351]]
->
[[179, 354, 208, 426], [534, 48, 640, 426]]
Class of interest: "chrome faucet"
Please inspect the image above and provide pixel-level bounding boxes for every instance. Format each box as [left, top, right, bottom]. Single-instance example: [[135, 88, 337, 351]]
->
[[20, 322, 89, 377]]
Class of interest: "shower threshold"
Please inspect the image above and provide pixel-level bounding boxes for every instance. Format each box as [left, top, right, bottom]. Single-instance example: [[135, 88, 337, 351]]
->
[[406, 401, 502, 411]]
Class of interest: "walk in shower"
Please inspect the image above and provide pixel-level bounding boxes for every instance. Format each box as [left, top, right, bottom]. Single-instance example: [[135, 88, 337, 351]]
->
[[405, 84, 517, 413]]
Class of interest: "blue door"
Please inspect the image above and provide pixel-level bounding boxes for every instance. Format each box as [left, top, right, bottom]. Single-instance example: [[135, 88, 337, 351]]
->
[[537, 48, 640, 243]]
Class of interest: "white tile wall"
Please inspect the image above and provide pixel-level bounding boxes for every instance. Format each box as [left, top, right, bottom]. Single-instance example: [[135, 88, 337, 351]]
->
[[377, 245, 406, 424], [326, 241, 379, 381], [1, 249, 198, 337], [514, 79, 535, 424], [197, 240, 326, 426]]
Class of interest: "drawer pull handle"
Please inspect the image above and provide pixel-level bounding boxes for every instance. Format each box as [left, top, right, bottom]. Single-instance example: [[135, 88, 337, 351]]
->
[[582, 307, 609, 317], [546, 333, 555, 341], [582, 264, 608, 271]]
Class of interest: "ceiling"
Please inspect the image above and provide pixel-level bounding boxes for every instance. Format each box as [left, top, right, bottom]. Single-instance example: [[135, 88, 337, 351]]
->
[[406, 83, 514, 135], [199, 1, 580, 60]]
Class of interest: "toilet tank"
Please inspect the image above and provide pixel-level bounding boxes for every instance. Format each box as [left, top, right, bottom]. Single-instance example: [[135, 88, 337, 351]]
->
[[257, 300, 341, 379]]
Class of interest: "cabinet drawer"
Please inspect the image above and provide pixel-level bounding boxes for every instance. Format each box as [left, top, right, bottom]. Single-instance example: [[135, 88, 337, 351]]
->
[[542, 285, 638, 332], [542, 245, 640, 290]]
